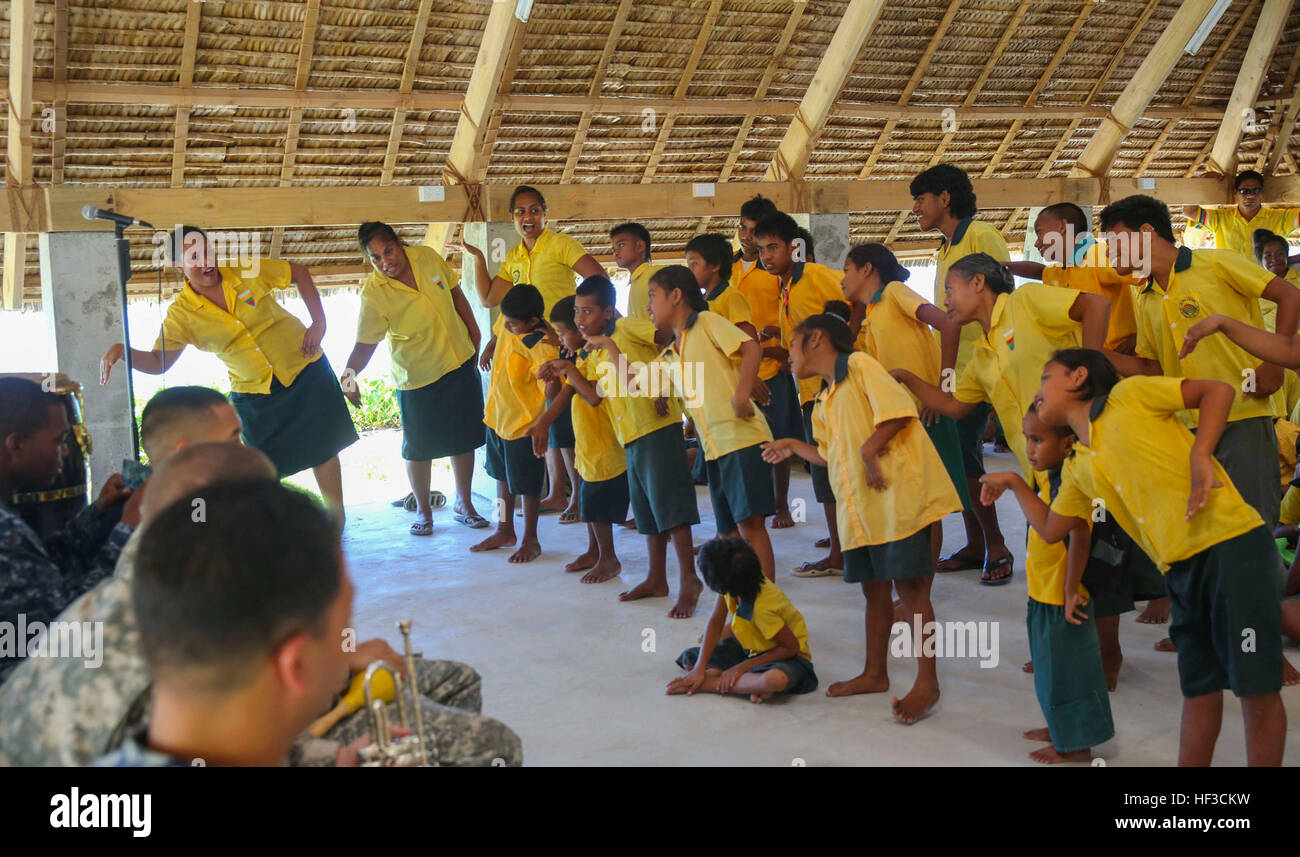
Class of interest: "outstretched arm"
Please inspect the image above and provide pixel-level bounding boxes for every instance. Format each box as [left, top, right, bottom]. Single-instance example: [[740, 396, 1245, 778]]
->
[[891, 368, 976, 419], [761, 437, 827, 468], [100, 343, 184, 385]]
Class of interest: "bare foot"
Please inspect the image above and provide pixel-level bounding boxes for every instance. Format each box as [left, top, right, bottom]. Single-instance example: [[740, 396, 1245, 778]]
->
[[771, 508, 795, 529], [669, 576, 704, 619], [666, 671, 721, 696], [539, 495, 568, 513], [622, 518, 637, 529], [891, 683, 940, 724], [619, 578, 669, 602], [1102, 650, 1123, 692], [826, 671, 889, 697], [1154, 637, 1176, 653], [580, 558, 622, 584], [508, 538, 541, 563], [470, 530, 516, 552], [1029, 745, 1091, 764], [565, 551, 598, 572], [1022, 727, 1051, 741], [749, 693, 770, 704], [1137, 598, 1170, 624], [1022, 660, 1034, 673], [1284, 657, 1300, 687]]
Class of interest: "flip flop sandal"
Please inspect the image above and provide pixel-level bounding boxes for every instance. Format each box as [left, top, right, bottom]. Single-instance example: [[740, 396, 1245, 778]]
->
[[936, 550, 984, 573], [409, 520, 433, 536], [558, 509, 582, 524], [430, 491, 447, 509], [453, 513, 490, 529], [392, 493, 412, 508], [814, 537, 831, 549], [980, 555, 1014, 585], [792, 560, 841, 578]]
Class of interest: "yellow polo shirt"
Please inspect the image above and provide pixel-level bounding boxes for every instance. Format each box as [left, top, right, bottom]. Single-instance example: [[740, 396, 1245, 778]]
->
[[856, 280, 941, 410], [777, 261, 846, 404], [1190, 205, 1300, 257], [661, 310, 772, 461], [624, 262, 663, 323], [1026, 470, 1088, 607], [1134, 247, 1277, 427], [355, 245, 474, 390], [1277, 419, 1299, 489], [934, 217, 1011, 377], [1262, 267, 1300, 333], [153, 260, 317, 395], [569, 351, 626, 483], [582, 316, 681, 446], [483, 315, 558, 441], [705, 281, 753, 331], [1041, 241, 1140, 351], [725, 579, 811, 661], [953, 282, 1083, 477], [811, 351, 962, 550], [735, 255, 783, 381], [497, 228, 588, 317], [1049, 376, 1264, 572]]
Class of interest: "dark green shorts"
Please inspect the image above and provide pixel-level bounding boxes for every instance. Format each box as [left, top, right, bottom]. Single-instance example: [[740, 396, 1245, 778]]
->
[[483, 427, 545, 497], [625, 424, 700, 535], [1166, 526, 1284, 698], [706, 444, 777, 533], [579, 471, 629, 524], [843, 525, 933, 584], [546, 397, 575, 449], [1212, 416, 1279, 529], [759, 371, 803, 441], [1027, 598, 1115, 753], [801, 402, 834, 505], [395, 357, 486, 461], [675, 636, 818, 695], [924, 414, 972, 510], [955, 401, 992, 478]]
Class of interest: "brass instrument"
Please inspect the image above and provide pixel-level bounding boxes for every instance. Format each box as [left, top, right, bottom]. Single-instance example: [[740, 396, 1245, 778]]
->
[[357, 620, 433, 767]]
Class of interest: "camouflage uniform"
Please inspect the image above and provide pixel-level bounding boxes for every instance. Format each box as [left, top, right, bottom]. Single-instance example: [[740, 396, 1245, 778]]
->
[[0, 500, 131, 684]]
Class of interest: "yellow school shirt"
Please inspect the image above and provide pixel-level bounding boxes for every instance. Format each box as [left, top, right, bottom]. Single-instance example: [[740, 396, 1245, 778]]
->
[[1281, 485, 1300, 527], [496, 228, 587, 317], [953, 283, 1083, 477], [153, 260, 316, 395], [624, 262, 663, 323], [662, 310, 772, 461], [777, 261, 846, 404], [483, 315, 558, 441], [1049, 376, 1264, 572], [1134, 247, 1277, 427], [705, 281, 754, 331], [1262, 267, 1300, 333], [1277, 419, 1299, 489], [735, 255, 783, 381], [724, 578, 812, 661], [355, 245, 475, 390], [934, 217, 1011, 377], [811, 351, 963, 550], [569, 351, 627, 483], [856, 280, 942, 410], [1191, 205, 1300, 257], [582, 316, 681, 446], [1041, 241, 1140, 351], [1026, 470, 1088, 607]]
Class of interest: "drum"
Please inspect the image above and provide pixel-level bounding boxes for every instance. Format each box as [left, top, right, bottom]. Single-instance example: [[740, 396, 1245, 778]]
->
[[2, 373, 91, 540]]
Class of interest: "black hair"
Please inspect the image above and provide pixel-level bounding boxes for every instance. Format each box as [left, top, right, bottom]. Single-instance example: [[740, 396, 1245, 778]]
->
[[1048, 348, 1120, 401], [140, 386, 229, 453], [795, 227, 817, 263], [575, 274, 616, 309], [133, 480, 342, 690], [549, 294, 577, 327], [684, 233, 734, 282], [610, 222, 653, 262], [1234, 170, 1264, 190], [1098, 194, 1176, 244], [509, 185, 547, 212], [948, 252, 1015, 295], [794, 302, 856, 354], [909, 164, 977, 219], [500, 283, 545, 322], [739, 194, 779, 223], [649, 265, 709, 313], [1024, 403, 1075, 439], [1253, 229, 1289, 263], [0, 377, 61, 440], [753, 212, 800, 244], [696, 536, 763, 603], [845, 243, 910, 284], [358, 221, 402, 253], [1039, 202, 1089, 237], [166, 225, 208, 267]]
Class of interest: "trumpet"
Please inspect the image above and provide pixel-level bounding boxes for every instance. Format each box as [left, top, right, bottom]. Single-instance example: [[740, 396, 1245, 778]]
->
[[358, 620, 433, 767]]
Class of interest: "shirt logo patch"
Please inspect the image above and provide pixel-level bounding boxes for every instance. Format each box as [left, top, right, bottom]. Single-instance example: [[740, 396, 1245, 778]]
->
[[1003, 328, 1015, 351], [511, 270, 521, 285], [1178, 297, 1200, 319], [432, 276, 445, 290], [237, 290, 256, 307]]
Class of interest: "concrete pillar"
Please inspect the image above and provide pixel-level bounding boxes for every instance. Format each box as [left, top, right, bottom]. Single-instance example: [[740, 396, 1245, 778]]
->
[[792, 212, 850, 270], [39, 231, 135, 494]]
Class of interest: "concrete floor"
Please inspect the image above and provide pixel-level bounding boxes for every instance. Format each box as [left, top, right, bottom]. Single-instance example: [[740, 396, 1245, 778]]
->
[[340, 445, 1300, 766]]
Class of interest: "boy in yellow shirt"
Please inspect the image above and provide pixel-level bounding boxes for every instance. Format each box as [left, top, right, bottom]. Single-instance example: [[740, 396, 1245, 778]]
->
[[473, 284, 560, 564], [684, 233, 757, 339], [1182, 170, 1300, 259], [668, 538, 816, 701], [610, 222, 662, 323]]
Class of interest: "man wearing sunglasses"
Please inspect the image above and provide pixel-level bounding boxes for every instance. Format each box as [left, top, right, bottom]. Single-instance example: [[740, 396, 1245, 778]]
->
[[1183, 170, 1300, 261]]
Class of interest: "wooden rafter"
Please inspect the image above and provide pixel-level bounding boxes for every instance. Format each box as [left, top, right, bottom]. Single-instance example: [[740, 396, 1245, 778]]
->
[[170, 2, 202, 188], [1205, 0, 1294, 175], [641, 0, 724, 183], [562, 0, 634, 183], [272, 0, 323, 257], [380, 0, 435, 186], [1266, 84, 1300, 176], [49, 0, 69, 186], [474, 25, 526, 183], [3, 0, 34, 310], [1261, 38, 1300, 174]]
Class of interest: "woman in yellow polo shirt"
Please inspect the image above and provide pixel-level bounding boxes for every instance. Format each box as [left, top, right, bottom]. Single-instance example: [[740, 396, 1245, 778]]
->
[[99, 226, 357, 516], [455, 185, 605, 522], [341, 222, 486, 536]]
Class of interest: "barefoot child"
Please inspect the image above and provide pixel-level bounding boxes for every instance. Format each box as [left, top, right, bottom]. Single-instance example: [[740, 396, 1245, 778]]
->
[[545, 275, 703, 618], [472, 284, 559, 563], [668, 537, 817, 702], [647, 266, 777, 580], [761, 308, 962, 723], [534, 296, 627, 583], [1009, 348, 1287, 766]]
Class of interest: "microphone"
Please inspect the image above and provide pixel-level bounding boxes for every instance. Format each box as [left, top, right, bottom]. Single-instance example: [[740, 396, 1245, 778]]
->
[[81, 205, 155, 229]]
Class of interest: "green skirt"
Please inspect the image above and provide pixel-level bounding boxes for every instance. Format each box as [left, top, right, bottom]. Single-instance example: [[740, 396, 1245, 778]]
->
[[1027, 598, 1115, 753]]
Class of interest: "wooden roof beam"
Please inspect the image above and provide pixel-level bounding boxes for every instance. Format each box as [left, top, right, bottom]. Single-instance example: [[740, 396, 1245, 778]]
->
[[562, 0, 634, 183], [1205, 0, 1294, 175], [4, 0, 34, 310], [170, 2, 202, 189], [641, 0, 724, 183], [272, 0, 323, 257], [380, 0, 435, 186]]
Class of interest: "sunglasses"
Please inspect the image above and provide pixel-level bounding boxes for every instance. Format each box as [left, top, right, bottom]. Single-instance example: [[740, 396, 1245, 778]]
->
[[1237, 187, 1263, 196]]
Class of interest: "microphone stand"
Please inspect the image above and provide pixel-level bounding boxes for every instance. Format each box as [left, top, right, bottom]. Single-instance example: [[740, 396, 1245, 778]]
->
[[113, 221, 141, 461]]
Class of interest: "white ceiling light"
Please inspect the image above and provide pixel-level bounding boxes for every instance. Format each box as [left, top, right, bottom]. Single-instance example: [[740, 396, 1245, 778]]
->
[[515, 0, 533, 23], [1184, 0, 1232, 55]]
